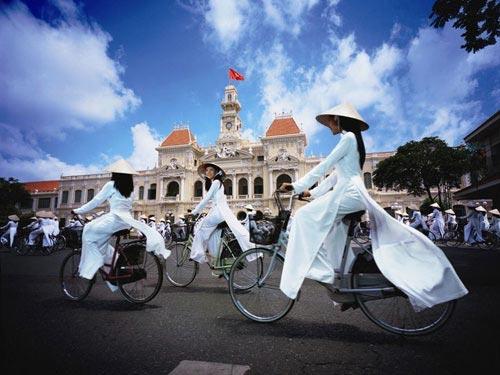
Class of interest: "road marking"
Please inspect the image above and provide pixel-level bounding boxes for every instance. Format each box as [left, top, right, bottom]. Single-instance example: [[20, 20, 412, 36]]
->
[[169, 360, 250, 374]]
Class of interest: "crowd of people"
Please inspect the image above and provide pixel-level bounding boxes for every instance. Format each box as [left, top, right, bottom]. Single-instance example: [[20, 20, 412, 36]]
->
[[397, 201, 500, 245], [1, 211, 61, 249]]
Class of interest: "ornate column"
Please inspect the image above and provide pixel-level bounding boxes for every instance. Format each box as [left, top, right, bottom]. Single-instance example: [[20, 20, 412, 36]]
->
[[159, 178, 164, 200], [232, 174, 237, 199], [180, 177, 185, 201], [269, 171, 274, 194], [248, 173, 253, 199]]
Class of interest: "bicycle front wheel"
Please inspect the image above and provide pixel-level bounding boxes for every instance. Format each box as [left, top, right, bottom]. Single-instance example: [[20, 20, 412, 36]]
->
[[60, 251, 94, 301], [117, 245, 163, 304], [16, 238, 30, 256], [353, 270, 456, 335], [229, 248, 294, 323], [164, 242, 198, 287]]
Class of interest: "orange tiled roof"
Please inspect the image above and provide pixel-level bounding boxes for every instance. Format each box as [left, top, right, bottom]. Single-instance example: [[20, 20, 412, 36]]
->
[[265, 117, 301, 137], [24, 180, 60, 193], [160, 128, 194, 147]]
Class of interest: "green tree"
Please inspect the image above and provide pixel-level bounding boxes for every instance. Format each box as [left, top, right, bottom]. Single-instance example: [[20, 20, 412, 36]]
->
[[373, 137, 481, 207], [429, 0, 500, 53], [0, 177, 31, 219]]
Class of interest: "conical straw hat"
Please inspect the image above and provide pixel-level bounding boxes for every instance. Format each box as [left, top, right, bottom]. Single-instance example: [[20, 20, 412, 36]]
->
[[105, 159, 137, 175], [316, 102, 369, 131], [475, 205, 487, 212], [149, 216, 156, 221], [489, 209, 500, 216], [8, 215, 20, 221], [408, 204, 419, 211], [139, 214, 148, 220], [430, 203, 441, 209], [445, 209, 455, 215], [36, 210, 51, 218]]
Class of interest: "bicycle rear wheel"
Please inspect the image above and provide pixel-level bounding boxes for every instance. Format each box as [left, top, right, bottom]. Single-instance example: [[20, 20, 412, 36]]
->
[[60, 251, 94, 301], [117, 245, 163, 304], [55, 235, 66, 251], [16, 237, 30, 255], [352, 269, 456, 335], [229, 248, 294, 323], [164, 242, 198, 287]]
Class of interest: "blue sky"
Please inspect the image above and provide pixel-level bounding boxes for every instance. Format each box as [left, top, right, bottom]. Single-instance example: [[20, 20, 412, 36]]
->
[[1, 0, 499, 181]]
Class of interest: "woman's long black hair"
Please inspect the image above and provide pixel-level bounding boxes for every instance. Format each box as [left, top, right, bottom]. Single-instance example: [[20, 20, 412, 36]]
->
[[111, 172, 134, 198], [339, 118, 366, 169], [204, 170, 225, 192]]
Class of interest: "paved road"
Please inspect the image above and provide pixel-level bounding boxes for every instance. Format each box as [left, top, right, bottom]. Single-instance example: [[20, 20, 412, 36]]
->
[[1, 246, 499, 374]]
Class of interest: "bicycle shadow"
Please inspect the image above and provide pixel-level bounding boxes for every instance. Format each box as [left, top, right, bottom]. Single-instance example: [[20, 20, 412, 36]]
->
[[38, 297, 162, 312], [161, 285, 229, 295], [216, 316, 433, 346]]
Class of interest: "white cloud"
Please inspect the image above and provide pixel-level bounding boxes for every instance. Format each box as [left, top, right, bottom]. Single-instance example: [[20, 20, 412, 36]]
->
[[0, 121, 163, 181], [186, 0, 325, 52], [127, 122, 162, 170], [247, 36, 404, 143], [0, 1, 140, 139], [239, 23, 499, 152], [0, 154, 102, 181], [203, 0, 251, 51]]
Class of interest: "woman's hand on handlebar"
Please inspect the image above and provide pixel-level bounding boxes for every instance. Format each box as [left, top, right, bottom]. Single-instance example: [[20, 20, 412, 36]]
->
[[301, 190, 311, 198], [279, 182, 294, 192]]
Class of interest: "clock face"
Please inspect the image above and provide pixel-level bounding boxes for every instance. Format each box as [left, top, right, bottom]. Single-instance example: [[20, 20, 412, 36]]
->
[[225, 122, 233, 130]]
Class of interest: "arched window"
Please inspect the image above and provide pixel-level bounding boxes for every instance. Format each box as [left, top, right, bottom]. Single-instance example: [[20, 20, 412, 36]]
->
[[166, 181, 179, 197], [223, 179, 233, 196], [254, 177, 263, 195], [364, 172, 372, 189], [238, 178, 248, 196], [138, 186, 144, 200], [148, 183, 157, 200], [74, 190, 82, 203], [194, 181, 203, 197], [227, 93, 232, 102], [276, 174, 292, 189], [87, 189, 94, 202]]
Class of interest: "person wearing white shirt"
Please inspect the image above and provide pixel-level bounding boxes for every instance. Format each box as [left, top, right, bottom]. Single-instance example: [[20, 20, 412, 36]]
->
[[189, 163, 252, 263], [0, 215, 19, 247]]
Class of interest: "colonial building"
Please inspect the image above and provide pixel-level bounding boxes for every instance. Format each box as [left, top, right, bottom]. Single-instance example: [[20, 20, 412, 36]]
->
[[23, 85, 428, 225]]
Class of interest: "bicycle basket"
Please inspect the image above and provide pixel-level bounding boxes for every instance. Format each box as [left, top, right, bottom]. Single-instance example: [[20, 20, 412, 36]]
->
[[171, 224, 189, 242], [121, 243, 145, 265], [249, 215, 283, 245], [65, 227, 83, 248]]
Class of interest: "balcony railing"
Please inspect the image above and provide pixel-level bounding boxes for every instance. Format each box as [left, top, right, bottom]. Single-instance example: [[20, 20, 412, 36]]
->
[[163, 195, 180, 201]]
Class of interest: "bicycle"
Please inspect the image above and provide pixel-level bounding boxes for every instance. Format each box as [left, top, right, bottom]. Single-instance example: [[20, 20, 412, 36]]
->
[[60, 216, 163, 304], [229, 191, 456, 336], [353, 221, 370, 244], [17, 230, 54, 256], [164, 213, 254, 287]]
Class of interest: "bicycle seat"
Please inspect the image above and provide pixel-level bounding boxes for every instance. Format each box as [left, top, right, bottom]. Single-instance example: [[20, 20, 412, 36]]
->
[[216, 221, 229, 230], [112, 229, 131, 237], [343, 210, 366, 224]]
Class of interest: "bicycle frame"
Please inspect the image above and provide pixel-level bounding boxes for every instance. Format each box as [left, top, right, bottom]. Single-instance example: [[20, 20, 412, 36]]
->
[[257, 191, 396, 297]]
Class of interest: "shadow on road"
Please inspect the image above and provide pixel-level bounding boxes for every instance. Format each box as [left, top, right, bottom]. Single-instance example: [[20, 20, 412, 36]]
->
[[38, 297, 162, 312], [215, 315, 434, 346]]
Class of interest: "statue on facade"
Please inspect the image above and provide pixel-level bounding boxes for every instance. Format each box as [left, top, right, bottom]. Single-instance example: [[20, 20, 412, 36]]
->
[[276, 148, 291, 162], [216, 143, 238, 158], [167, 158, 180, 169]]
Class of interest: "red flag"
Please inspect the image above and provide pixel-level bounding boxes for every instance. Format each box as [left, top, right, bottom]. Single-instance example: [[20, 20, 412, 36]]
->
[[228, 68, 245, 81]]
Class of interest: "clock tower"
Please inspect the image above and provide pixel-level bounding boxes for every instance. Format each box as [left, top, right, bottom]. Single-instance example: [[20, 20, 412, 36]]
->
[[217, 85, 242, 147]]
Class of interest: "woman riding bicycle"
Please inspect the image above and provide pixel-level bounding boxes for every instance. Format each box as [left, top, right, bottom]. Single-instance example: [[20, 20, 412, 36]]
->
[[278, 102, 468, 311], [189, 163, 252, 263], [72, 159, 170, 281]]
